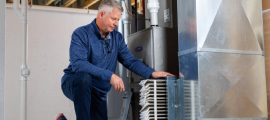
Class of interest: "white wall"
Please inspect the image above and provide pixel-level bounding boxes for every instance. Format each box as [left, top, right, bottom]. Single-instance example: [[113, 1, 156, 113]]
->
[[0, 2, 5, 120], [5, 6, 97, 120]]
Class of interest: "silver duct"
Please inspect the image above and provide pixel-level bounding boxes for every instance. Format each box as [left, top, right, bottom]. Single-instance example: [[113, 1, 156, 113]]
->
[[178, 0, 267, 120]]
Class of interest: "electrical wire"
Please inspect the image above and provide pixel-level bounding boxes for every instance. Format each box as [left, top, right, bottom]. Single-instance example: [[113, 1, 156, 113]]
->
[[123, 0, 150, 21]]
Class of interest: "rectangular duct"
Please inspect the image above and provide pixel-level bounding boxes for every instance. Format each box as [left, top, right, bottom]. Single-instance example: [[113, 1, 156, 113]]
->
[[178, 0, 267, 120]]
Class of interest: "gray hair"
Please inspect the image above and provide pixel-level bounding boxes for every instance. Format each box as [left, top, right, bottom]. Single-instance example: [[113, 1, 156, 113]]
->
[[98, 0, 123, 15]]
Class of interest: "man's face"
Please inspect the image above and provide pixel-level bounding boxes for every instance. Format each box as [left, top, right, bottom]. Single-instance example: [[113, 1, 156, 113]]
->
[[101, 8, 122, 33]]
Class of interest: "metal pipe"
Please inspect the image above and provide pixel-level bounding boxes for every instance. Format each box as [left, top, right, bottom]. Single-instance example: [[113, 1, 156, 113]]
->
[[115, 0, 123, 35], [13, 0, 30, 119], [121, 0, 132, 43], [135, 0, 137, 32], [123, 24, 130, 43], [121, 0, 132, 80]]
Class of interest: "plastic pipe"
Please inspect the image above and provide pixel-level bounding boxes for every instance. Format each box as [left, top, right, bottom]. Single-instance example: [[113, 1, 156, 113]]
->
[[13, 0, 22, 19], [13, 0, 30, 120], [147, 0, 160, 26]]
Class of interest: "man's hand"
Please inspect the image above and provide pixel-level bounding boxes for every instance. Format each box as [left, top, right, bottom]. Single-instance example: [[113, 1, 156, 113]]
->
[[110, 74, 125, 93], [151, 71, 175, 78]]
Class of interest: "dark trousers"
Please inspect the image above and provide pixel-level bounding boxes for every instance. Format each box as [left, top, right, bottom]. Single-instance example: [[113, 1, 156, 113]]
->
[[61, 72, 108, 120]]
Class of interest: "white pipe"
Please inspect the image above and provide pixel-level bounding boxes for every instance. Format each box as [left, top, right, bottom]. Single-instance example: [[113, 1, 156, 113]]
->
[[147, 0, 160, 26], [13, 0, 23, 19], [13, 0, 29, 120], [121, 0, 132, 43], [20, 79, 27, 120]]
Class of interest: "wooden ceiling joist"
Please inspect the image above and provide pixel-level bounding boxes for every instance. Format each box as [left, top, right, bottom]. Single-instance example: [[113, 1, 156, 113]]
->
[[9, 0, 31, 3], [45, 0, 54, 6], [83, 0, 99, 9], [64, 0, 77, 7], [131, 0, 140, 6]]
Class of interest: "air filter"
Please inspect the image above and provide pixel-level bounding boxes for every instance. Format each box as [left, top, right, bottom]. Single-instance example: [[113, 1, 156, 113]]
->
[[139, 77, 199, 120], [139, 79, 167, 120]]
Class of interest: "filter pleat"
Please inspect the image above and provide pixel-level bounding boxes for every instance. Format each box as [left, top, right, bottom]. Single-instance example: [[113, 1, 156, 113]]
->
[[139, 79, 167, 120]]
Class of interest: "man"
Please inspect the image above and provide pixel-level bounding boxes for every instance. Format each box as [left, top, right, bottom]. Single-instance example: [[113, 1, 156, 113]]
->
[[59, 0, 174, 120]]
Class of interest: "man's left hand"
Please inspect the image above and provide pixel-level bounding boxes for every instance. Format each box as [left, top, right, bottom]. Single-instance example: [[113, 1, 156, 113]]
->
[[151, 71, 175, 78]]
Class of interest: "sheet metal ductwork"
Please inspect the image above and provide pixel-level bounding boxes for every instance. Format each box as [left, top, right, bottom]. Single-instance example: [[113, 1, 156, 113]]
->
[[178, 0, 267, 120], [138, 77, 199, 120]]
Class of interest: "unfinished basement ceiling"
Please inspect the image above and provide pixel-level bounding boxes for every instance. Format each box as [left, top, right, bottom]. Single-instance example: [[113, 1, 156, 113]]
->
[[5, 0, 143, 11]]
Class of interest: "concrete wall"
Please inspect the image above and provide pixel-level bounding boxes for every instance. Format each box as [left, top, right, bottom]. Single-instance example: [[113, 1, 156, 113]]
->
[[5, 6, 97, 120], [0, 2, 5, 120]]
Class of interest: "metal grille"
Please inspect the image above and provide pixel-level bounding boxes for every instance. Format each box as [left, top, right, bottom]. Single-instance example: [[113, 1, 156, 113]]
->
[[182, 80, 199, 120]]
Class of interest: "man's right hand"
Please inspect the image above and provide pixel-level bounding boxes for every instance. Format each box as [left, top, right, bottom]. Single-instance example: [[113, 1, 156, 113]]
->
[[110, 74, 125, 93]]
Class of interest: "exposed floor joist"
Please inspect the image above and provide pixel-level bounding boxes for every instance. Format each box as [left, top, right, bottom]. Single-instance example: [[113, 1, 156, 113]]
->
[[45, 0, 54, 6], [64, 0, 77, 7], [83, 0, 99, 9], [131, 0, 140, 6], [9, 0, 31, 3]]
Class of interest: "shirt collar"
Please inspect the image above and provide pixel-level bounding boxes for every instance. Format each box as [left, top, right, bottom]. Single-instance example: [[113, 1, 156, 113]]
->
[[91, 19, 111, 40]]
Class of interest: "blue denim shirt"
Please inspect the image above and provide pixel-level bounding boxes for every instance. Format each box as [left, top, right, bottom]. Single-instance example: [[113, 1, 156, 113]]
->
[[62, 19, 155, 99]]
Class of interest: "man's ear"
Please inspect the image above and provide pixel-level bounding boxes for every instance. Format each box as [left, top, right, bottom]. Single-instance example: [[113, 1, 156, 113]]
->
[[99, 11, 105, 19]]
